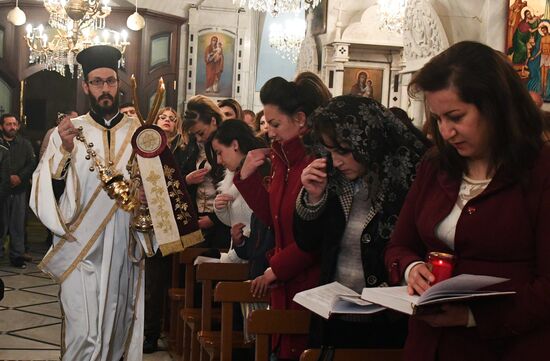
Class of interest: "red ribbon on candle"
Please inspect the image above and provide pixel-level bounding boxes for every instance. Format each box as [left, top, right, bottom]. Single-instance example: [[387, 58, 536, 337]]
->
[[427, 252, 455, 285]]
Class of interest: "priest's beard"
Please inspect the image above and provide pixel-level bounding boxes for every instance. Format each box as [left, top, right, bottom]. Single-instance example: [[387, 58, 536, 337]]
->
[[89, 92, 119, 118]]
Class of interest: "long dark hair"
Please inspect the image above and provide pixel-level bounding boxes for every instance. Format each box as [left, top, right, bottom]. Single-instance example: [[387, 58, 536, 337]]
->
[[213, 119, 267, 153], [409, 41, 543, 179], [182, 95, 225, 182], [260, 71, 331, 118]]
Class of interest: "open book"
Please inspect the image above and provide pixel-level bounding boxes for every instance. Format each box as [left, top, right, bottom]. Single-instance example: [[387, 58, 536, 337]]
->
[[361, 274, 515, 315], [193, 256, 221, 266], [293, 282, 385, 319]]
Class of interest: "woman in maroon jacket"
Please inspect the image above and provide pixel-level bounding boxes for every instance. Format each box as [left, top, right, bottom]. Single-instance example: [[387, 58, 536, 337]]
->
[[233, 72, 331, 360], [385, 41, 550, 360]]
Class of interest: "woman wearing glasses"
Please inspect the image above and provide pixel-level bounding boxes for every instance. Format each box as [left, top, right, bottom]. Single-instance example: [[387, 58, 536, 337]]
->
[[143, 106, 188, 353], [154, 107, 187, 154]]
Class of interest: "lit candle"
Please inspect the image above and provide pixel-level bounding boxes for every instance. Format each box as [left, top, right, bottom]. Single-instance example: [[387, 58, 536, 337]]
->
[[130, 74, 145, 125], [427, 252, 455, 285], [102, 30, 109, 43]]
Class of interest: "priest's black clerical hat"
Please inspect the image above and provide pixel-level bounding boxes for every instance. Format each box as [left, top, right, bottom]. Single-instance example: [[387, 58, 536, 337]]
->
[[76, 45, 122, 77]]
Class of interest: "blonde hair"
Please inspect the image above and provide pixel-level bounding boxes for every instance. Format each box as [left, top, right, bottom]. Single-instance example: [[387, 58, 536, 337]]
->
[[154, 106, 187, 149]]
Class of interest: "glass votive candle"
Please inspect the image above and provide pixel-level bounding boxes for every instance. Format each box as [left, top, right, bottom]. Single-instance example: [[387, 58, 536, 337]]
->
[[426, 252, 455, 285]]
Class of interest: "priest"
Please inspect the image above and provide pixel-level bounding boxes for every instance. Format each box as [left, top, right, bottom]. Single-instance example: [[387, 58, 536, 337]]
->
[[30, 45, 151, 361]]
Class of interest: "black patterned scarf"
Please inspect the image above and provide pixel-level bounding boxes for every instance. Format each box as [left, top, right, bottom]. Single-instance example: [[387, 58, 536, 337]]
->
[[308, 95, 428, 240]]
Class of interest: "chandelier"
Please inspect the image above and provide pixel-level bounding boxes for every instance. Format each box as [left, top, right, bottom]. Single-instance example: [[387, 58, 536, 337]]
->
[[24, 0, 129, 77], [378, 0, 408, 33], [269, 17, 306, 63], [234, 0, 320, 16]]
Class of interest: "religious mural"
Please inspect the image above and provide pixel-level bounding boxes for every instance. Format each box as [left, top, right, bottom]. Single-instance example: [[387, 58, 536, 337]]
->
[[195, 31, 235, 98], [507, 0, 550, 101], [343, 67, 384, 104]]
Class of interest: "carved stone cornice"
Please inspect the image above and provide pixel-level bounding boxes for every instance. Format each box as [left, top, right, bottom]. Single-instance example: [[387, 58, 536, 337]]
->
[[331, 42, 350, 63], [402, 0, 449, 72]]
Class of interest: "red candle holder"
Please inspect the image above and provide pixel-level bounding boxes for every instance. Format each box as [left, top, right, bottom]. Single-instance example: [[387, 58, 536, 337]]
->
[[427, 252, 455, 285]]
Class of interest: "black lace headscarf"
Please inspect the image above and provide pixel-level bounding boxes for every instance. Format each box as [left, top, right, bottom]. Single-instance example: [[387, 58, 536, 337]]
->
[[308, 95, 428, 239]]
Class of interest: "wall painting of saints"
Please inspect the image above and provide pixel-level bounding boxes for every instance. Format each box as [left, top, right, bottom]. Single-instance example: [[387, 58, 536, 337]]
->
[[343, 67, 384, 103], [507, 0, 550, 101], [196, 31, 235, 98]]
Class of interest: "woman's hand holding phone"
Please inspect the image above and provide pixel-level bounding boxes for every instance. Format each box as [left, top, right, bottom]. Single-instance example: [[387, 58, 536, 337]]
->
[[301, 158, 328, 204]]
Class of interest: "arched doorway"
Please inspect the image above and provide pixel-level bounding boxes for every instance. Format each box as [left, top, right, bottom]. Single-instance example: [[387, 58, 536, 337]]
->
[[23, 70, 77, 155]]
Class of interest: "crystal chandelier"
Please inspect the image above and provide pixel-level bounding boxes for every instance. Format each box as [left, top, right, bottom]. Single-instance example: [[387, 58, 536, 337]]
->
[[378, 0, 408, 33], [269, 17, 306, 63], [24, 0, 129, 77], [234, 0, 320, 16]]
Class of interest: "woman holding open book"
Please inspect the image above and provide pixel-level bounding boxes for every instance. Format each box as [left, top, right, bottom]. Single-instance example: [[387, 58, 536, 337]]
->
[[294, 95, 427, 348], [385, 41, 550, 360]]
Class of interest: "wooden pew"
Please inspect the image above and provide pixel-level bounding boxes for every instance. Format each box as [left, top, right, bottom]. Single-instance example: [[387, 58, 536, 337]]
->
[[167, 247, 209, 357], [194, 262, 250, 361], [214, 281, 270, 361], [300, 348, 403, 361], [247, 309, 311, 361]]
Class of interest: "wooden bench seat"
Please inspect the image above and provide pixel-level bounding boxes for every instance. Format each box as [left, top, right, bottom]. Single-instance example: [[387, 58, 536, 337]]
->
[[247, 309, 311, 361], [300, 348, 403, 361]]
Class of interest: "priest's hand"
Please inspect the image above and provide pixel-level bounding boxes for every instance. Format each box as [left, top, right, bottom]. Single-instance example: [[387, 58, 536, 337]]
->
[[198, 215, 214, 229], [301, 158, 328, 204], [58, 116, 78, 152], [407, 263, 434, 296], [240, 148, 270, 180], [186, 168, 209, 185], [415, 303, 470, 327], [251, 267, 277, 298], [214, 193, 234, 210]]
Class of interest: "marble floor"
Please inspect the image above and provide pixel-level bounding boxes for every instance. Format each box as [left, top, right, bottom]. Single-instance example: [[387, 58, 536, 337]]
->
[[0, 216, 173, 361]]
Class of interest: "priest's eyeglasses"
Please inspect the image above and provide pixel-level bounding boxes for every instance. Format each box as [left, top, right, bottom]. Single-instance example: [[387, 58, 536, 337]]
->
[[158, 114, 177, 122], [88, 77, 119, 88]]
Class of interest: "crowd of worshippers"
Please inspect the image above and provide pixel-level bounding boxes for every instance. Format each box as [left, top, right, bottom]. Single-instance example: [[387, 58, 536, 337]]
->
[[1, 40, 549, 361]]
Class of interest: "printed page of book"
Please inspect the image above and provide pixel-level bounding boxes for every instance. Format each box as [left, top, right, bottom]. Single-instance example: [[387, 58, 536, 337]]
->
[[418, 274, 511, 304], [331, 297, 385, 316], [361, 274, 516, 315], [293, 282, 383, 319], [361, 287, 417, 314], [193, 256, 221, 266]]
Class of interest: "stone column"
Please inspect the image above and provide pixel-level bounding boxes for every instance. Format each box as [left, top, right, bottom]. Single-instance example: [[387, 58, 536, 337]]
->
[[330, 42, 349, 97]]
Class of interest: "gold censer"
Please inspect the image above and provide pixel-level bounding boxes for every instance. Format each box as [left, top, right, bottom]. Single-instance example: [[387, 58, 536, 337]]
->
[[76, 126, 137, 212]]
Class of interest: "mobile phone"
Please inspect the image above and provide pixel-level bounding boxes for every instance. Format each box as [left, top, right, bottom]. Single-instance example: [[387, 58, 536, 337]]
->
[[316, 151, 334, 175]]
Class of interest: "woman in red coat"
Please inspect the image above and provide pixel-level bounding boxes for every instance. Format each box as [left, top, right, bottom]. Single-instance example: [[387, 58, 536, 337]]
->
[[385, 41, 550, 360], [234, 72, 331, 360]]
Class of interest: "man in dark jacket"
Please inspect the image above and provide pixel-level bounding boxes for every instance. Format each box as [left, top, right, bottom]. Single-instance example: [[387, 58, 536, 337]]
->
[[0, 140, 9, 207], [0, 113, 36, 268], [0, 140, 7, 300]]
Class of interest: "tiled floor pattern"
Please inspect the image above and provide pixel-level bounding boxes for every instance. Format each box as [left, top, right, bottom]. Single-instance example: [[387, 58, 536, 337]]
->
[[0, 218, 173, 360]]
